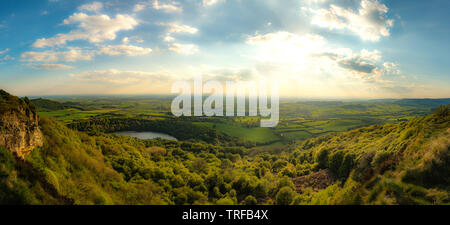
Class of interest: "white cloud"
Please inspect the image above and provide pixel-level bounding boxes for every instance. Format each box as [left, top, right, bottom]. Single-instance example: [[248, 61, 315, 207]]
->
[[1, 55, 14, 61], [383, 62, 401, 75], [70, 69, 172, 84], [308, 0, 394, 41], [163, 35, 175, 42], [202, 0, 225, 7], [31, 63, 74, 71], [33, 13, 138, 48], [158, 23, 198, 45], [98, 44, 152, 56], [360, 49, 381, 62], [21, 48, 93, 62], [22, 43, 151, 62], [246, 31, 401, 84], [133, 3, 146, 12], [168, 43, 199, 55], [0, 48, 13, 63], [0, 48, 9, 55], [122, 37, 130, 44], [161, 22, 198, 34], [78, 2, 103, 12], [246, 31, 326, 64], [153, 0, 182, 13]]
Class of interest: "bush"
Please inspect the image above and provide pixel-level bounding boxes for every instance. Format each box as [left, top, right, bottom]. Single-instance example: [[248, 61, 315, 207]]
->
[[315, 148, 329, 169], [242, 195, 258, 205], [275, 187, 295, 205], [216, 197, 234, 205], [338, 153, 355, 179], [328, 151, 344, 175]]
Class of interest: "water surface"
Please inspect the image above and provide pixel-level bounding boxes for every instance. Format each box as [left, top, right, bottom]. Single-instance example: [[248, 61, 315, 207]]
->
[[114, 131, 177, 141]]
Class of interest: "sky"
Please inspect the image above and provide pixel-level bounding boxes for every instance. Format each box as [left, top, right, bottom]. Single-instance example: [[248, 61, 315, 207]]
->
[[0, 0, 449, 98]]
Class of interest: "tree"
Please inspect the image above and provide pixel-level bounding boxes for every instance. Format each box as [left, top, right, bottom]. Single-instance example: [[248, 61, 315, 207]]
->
[[315, 148, 329, 169], [191, 158, 208, 173], [276, 187, 295, 205], [242, 195, 257, 205], [328, 151, 344, 175]]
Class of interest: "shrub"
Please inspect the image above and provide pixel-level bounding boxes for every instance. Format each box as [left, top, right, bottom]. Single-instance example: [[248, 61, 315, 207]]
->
[[216, 197, 234, 205], [315, 148, 329, 169], [242, 195, 258, 205], [338, 153, 355, 179], [328, 151, 344, 175], [275, 187, 295, 205]]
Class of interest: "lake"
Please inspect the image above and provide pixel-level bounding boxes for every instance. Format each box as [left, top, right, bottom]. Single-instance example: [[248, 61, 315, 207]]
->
[[113, 131, 178, 141]]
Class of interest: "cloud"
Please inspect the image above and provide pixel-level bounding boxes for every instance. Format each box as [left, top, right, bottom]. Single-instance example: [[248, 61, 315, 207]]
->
[[383, 62, 401, 75], [163, 35, 175, 42], [203, 68, 257, 82], [23, 43, 151, 62], [308, 0, 394, 41], [315, 49, 385, 79], [160, 22, 198, 34], [246, 31, 326, 63], [98, 44, 152, 56], [21, 48, 93, 62], [153, 0, 182, 13], [360, 49, 381, 62], [0, 48, 9, 55], [33, 13, 138, 48], [168, 43, 199, 55], [78, 2, 103, 12], [246, 31, 400, 85], [158, 22, 198, 44], [70, 69, 172, 84], [337, 58, 377, 74], [31, 63, 74, 71], [304, 0, 328, 3], [1, 55, 14, 61], [133, 3, 146, 12], [0, 48, 14, 63], [202, 0, 225, 7]]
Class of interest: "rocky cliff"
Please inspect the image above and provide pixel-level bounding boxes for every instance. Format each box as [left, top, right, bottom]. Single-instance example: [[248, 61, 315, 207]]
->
[[0, 90, 43, 158]]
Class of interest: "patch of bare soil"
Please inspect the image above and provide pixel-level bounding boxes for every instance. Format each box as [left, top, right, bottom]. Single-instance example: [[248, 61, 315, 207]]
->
[[292, 169, 337, 193]]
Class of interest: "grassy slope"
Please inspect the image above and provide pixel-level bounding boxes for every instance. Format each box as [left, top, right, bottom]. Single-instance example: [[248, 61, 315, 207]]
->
[[24, 116, 168, 204], [293, 106, 450, 204]]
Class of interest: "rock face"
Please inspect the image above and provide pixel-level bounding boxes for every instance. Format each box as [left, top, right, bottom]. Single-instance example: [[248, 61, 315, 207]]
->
[[0, 90, 43, 158]]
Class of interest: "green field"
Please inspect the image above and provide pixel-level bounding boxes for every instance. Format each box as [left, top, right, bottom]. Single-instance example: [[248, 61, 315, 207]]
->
[[193, 122, 280, 143]]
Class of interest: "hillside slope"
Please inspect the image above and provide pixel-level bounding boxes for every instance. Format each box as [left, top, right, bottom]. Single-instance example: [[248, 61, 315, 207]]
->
[[292, 105, 449, 204]]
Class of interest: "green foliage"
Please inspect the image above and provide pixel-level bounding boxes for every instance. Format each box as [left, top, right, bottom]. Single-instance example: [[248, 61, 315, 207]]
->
[[315, 148, 329, 169], [242, 195, 258, 205], [0, 89, 37, 119], [275, 187, 296, 205]]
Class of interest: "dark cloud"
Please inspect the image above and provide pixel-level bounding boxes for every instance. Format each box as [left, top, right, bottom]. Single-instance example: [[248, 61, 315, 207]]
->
[[337, 58, 376, 74], [314, 52, 377, 74]]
